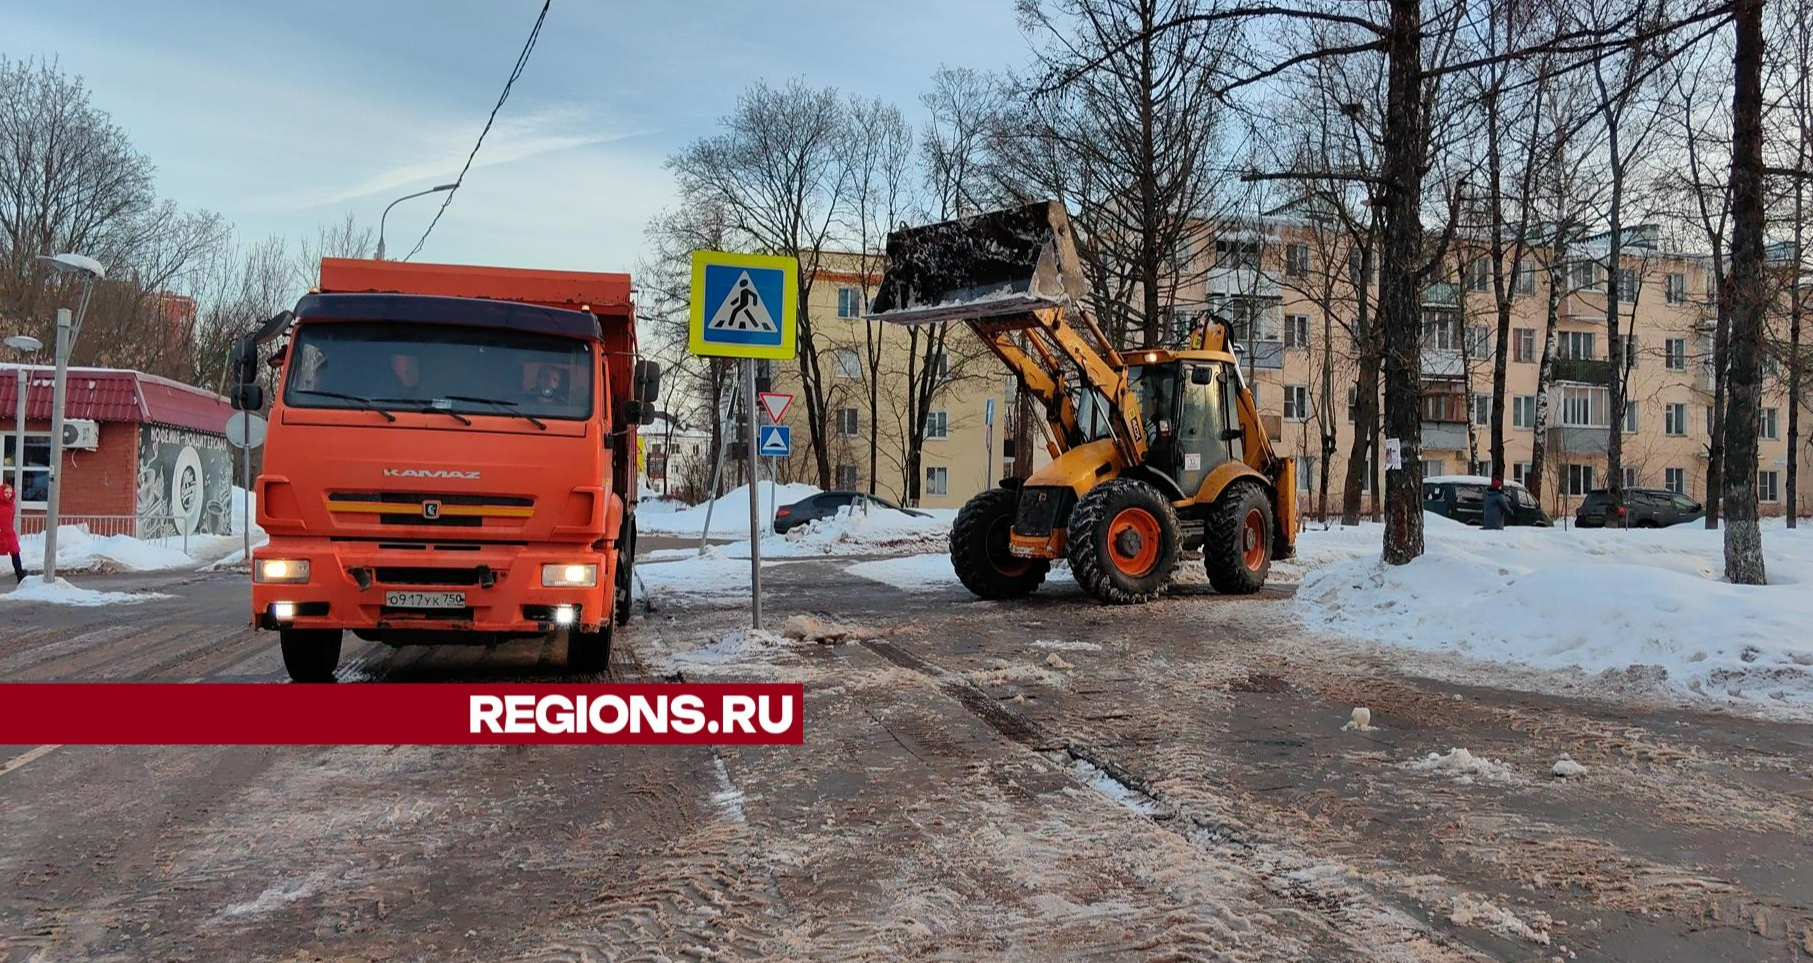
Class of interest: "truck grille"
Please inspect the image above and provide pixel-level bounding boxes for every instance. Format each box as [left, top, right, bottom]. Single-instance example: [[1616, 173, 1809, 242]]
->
[[374, 566, 494, 586], [1013, 487, 1075, 538], [326, 491, 534, 526]]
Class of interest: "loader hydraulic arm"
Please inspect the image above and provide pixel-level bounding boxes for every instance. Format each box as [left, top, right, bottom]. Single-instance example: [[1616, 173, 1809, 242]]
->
[[971, 304, 1148, 466]]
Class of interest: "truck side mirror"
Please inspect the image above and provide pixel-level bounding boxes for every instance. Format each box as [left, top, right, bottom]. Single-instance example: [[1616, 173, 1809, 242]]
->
[[232, 384, 264, 411], [230, 336, 260, 388], [634, 360, 661, 425]]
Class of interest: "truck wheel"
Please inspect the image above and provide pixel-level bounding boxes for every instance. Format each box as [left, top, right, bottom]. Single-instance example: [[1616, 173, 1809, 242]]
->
[[1204, 481, 1273, 595], [615, 519, 637, 627], [280, 628, 342, 683], [1067, 478, 1181, 604], [567, 623, 613, 673], [951, 488, 1049, 599]]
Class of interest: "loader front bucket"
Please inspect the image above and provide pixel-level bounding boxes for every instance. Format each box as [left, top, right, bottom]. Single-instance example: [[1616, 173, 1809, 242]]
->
[[867, 200, 1089, 325]]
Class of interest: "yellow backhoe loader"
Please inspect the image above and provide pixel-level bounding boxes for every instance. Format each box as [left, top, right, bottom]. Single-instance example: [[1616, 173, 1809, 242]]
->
[[868, 201, 1296, 604]]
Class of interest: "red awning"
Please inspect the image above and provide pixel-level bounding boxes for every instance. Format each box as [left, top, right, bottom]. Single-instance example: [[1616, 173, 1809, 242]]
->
[[0, 366, 232, 434]]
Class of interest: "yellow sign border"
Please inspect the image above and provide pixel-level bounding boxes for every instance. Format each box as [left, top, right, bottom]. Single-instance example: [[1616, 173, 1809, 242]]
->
[[688, 250, 799, 360]]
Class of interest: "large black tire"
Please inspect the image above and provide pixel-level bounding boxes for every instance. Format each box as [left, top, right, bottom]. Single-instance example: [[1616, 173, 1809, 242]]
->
[[567, 622, 613, 673], [1204, 481, 1273, 595], [280, 628, 342, 683], [951, 488, 1050, 599], [615, 518, 637, 627], [1066, 478, 1181, 604]]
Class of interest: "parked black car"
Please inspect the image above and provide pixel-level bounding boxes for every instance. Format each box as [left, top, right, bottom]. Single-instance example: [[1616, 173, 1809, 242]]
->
[[1422, 475, 1553, 527], [773, 491, 931, 534], [1574, 487, 1705, 528]]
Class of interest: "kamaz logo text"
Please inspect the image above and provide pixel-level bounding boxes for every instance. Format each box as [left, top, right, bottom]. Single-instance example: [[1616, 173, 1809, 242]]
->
[[383, 468, 481, 479]]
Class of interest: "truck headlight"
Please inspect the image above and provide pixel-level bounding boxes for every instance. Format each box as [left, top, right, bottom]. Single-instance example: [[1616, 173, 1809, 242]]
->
[[542, 563, 597, 587], [255, 558, 311, 583]]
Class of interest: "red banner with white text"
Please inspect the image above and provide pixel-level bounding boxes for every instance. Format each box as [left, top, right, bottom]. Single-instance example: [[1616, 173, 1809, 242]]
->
[[0, 684, 804, 745]]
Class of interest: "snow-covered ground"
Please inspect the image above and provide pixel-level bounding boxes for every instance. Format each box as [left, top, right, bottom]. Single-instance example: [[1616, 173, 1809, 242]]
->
[[1296, 518, 1813, 707], [0, 575, 172, 607], [8, 488, 266, 579], [637, 483, 823, 537]]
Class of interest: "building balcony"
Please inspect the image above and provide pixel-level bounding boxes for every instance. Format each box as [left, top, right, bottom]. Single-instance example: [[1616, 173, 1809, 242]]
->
[[1422, 420, 1470, 452], [1545, 424, 1610, 455], [1551, 357, 1614, 386], [1205, 265, 1281, 298], [1422, 347, 1465, 377], [1232, 339, 1284, 370]]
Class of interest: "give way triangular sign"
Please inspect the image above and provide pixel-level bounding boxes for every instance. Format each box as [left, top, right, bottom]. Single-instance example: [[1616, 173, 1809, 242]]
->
[[758, 392, 792, 424], [707, 270, 779, 332]]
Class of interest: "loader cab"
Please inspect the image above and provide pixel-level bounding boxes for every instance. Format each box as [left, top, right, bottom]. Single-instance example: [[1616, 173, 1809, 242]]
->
[[1127, 355, 1243, 493]]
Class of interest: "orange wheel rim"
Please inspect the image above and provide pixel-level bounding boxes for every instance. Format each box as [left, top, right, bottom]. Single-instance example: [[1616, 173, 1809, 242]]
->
[[1108, 507, 1162, 576], [1241, 508, 1266, 571]]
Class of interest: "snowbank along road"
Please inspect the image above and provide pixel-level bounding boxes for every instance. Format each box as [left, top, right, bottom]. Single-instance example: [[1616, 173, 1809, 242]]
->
[[2, 530, 1812, 960]]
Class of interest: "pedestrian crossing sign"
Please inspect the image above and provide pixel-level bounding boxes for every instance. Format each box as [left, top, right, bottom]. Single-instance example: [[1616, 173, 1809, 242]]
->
[[689, 250, 798, 359]]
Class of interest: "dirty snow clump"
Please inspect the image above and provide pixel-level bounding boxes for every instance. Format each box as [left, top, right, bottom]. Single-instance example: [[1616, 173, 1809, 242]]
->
[[1341, 706, 1375, 731], [1550, 755, 1588, 778], [1405, 747, 1518, 784]]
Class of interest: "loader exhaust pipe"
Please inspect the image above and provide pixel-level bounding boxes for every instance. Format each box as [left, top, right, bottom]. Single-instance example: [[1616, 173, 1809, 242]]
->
[[867, 200, 1090, 326]]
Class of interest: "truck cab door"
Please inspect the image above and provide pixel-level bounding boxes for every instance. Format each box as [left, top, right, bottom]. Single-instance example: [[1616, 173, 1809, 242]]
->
[[1174, 362, 1236, 494]]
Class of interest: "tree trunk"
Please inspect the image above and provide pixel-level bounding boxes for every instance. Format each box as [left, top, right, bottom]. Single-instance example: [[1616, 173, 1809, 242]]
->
[[1341, 244, 1376, 526], [1378, 0, 1428, 565], [1529, 250, 1563, 503], [1320, 309, 1336, 522], [1722, 0, 1768, 584], [1706, 281, 1732, 525]]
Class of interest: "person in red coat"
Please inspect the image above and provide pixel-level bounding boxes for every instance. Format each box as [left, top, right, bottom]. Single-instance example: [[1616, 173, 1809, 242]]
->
[[0, 482, 23, 581]]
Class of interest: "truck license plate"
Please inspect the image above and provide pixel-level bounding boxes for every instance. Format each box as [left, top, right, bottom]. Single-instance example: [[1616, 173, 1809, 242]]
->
[[385, 591, 466, 609]]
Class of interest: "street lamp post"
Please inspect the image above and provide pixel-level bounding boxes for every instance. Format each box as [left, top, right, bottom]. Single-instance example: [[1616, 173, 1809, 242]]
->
[[4, 335, 42, 539], [33, 253, 106, 583], [376, 183, 457, 260]]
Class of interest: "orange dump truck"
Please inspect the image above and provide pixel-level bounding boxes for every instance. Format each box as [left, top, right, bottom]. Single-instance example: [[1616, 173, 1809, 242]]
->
[[232, 259, 660, 681]]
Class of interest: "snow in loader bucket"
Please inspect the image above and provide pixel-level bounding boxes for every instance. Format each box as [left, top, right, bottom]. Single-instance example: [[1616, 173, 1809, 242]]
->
[[866, 200, 1091, 326]]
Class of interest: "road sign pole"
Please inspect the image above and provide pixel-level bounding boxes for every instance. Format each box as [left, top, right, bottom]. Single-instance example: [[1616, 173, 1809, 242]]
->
[[743, 357, 762, 628]]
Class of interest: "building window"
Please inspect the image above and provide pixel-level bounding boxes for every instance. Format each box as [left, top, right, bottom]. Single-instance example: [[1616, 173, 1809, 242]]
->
[[1558, 330, 1595, 360], [1514, 462, 1532, 486], [1516, 264, 1538, 296], [1, 432, 51, 506], [926, 409, 950, 440], [1622, 465, 1640, 489], [1421, 458, 1445, 477], [1622, 335, 1639, 368], [1467, 255, 1491, 292], [1472, 394, 1492, 427], [1759, 469, 1781, 503], [1346, 385, 1358, 423], [836, 287, 867, 319], [1348, 248, 1372, 287], [1285, 242, 1310, 278], [928, 350, 950, 382], [1297, 456, 1315, 491], [1215, 238, 1261, 269], [1467, 324, 1492, 358], [836, 464, 859, 490], [1664, 402, 1687, 436], [1762, 407, 1780, 440], [1283, 385, 1310, 421], [1567, 464, 1595, 497], [834, 347, 861, 379], [1623, 400, 1639, 433], [1665, 467, 1686, 494], [1284, 313, 1310, 349], [1665, 272, 1686, 304], [1665, 338, 1686, 370], [1617, 268, 1639, 301], [1422, 313, 1459, 351], [837, 407, 859, 436], [1514, 327, 1536, 363], [1559, 384, 1608, 427], [1571, 259, 1601, 292], [925, 466, 949, 497], [1513, 395, 1537, 429]]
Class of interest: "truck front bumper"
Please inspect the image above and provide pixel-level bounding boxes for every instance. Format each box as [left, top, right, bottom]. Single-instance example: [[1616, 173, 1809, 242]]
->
[[251, 538, 612, 635]]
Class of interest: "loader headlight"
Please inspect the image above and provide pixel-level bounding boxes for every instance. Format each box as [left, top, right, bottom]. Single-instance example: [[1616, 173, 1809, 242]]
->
[[255, 558, 311, 583], [542, 563, 597, 587]]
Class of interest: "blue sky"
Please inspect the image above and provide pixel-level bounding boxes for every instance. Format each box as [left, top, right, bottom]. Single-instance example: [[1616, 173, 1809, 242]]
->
[[5, 0, 1026, 272]]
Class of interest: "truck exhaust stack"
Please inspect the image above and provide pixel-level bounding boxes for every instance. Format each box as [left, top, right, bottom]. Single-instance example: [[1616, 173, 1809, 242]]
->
[[867, 200, 1090, 326]]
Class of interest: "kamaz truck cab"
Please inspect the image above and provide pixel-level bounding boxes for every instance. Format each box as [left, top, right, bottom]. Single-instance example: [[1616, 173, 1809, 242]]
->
[[236, 259, 658, 682]]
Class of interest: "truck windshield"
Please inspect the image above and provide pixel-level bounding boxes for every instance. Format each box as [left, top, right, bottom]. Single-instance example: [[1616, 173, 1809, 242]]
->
[[283, 322, 594, 421]]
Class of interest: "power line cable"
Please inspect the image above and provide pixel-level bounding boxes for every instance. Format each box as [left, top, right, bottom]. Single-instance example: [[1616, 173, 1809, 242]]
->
[[404, 0, 551, 261]]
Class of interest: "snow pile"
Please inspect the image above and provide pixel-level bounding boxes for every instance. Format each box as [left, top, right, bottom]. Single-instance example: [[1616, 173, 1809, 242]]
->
[[637, 495, 687, 515], [0, 575, 172, 607], [1405, 747, 1518, 784], [668, 628, 789, 667], [18, 527, 192, 573], [776, 503, 951, 555], [637, 555, 764, 600], [1551, 755, 1587, 778], [1298, 522, 1813, 706], [637, 483, 823, 536], [780, 613, 872, 644], [1341, 707, 1375, 731]]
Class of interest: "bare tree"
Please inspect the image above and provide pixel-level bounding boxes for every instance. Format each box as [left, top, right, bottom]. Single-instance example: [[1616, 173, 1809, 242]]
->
[[845, 96, 916, 495], [667, 80, 853, 489], [1723, 0, 1769, 583]]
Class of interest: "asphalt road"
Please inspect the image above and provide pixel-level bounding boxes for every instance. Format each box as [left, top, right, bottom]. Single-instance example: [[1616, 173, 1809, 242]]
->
[[2, 551, 1811, 961]]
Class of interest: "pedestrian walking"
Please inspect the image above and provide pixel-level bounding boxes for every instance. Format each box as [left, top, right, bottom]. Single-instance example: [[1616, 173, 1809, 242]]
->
[[1482, 477, 1510, 531], [0, 482, 24, 580]]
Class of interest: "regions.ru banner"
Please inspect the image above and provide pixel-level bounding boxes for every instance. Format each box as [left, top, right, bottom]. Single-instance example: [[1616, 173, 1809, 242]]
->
[[0, 684, 803, 745]]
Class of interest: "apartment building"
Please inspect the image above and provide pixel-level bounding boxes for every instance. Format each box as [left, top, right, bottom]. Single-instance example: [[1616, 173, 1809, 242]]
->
[[757, 251, 1037, 509], [1172, 217, 1810, 517]]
